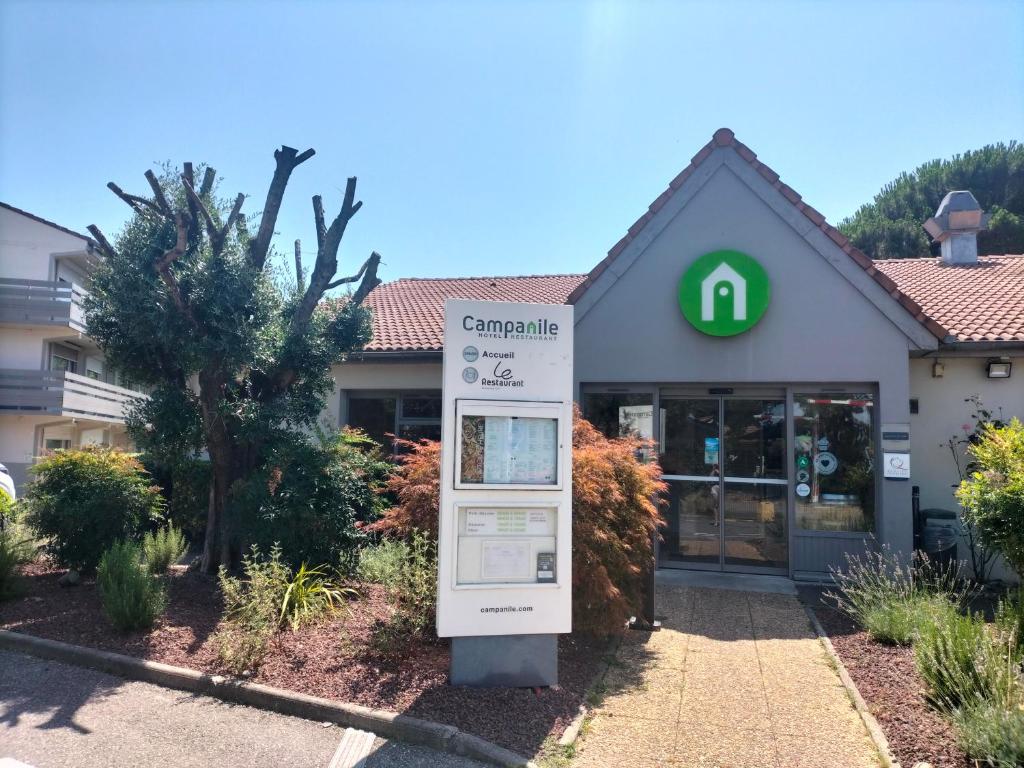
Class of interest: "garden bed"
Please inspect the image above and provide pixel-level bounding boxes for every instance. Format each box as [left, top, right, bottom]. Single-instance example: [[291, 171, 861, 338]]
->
[[0, 561, 605, 758], [812, 600, 972, 767]]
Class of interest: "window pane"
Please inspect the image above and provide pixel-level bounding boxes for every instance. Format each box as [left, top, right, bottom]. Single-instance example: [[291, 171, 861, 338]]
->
[[659, 399, 719, 476], [347, 396, 396, 447], [399, 423, 442, 443], [582, 393, 654, 441], [401, 394, 442, 420], [723, 482, 787, 569], [660, 478, 720, 565], [793, 394, 875, 532], [723, 399, 785, 479]]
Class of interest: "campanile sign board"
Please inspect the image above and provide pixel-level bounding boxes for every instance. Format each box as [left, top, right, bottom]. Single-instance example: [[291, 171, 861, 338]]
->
[[437, 299, 573, 683]]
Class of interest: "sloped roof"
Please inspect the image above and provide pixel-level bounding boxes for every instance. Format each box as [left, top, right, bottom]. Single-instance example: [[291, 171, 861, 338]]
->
[[565, 128, 949, 341], [0, 201, 95, 245], [874, 255, 1024, 343], [363, 274, 586, 351]]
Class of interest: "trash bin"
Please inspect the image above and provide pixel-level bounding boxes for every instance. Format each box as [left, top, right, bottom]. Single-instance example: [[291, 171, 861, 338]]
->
[[921, 508, 959, 571]]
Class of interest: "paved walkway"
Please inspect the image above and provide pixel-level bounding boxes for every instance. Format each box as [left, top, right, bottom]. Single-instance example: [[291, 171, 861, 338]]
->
[[573, 582, 880, 768], [0, 650, 484, 768]]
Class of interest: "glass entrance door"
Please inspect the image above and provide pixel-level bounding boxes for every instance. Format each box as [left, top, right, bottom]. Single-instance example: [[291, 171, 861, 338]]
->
[[660, 397, 788, 574]]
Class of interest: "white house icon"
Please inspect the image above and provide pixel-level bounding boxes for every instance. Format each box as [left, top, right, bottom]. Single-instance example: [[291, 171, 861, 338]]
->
[[701, 262, 747, 322]]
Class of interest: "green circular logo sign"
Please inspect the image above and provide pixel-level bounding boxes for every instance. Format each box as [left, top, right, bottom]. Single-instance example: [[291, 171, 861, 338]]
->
[[678, 249, 771, 336]]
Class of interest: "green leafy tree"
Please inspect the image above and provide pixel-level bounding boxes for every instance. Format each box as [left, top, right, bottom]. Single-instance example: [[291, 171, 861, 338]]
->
[[957, 418, 1024, 577], [85, 148, 382, 573], [840, 142, 1024, 259]]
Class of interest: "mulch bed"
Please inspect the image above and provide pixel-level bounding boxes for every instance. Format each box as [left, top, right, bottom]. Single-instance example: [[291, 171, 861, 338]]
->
[[813, 604, 972, 768], [0, 561, 605, 757]]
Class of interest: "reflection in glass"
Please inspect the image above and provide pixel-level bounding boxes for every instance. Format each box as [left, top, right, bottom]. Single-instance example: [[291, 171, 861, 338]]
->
[[347, 396, 397, 447], [660, 399, 719, 476], [662, 478, 720, 565], [793, 394, 875, 532], [582, 393, 654, 441], [723, 483, 787, 569], [723, 400, 785, 479]]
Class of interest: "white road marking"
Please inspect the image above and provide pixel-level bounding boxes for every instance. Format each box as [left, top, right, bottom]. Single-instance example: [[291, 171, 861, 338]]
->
[[327, 727, 376, 768]]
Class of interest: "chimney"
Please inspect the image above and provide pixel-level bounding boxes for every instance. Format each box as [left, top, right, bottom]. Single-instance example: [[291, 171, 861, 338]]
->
[[923, 190, 990, 265]]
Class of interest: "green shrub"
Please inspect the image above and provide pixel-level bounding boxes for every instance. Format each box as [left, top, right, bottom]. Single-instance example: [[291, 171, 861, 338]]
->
[[953, 702, 1024, 768], [216, 546, 287, 673], [357, 539, 410, 589], [0, 526, 35, 601], [995, 587, 1024, 660], [97, 540, 166, 631], [24, 448, 163, 572], [859, 593, 950, 646], [142, 523, 187, 574], [240, 430, 391, 573], [280, 562, 353, 632], [957, 418, 1024, 576], [372, 531, 437, 650], [829, 545, 969, 644], [215, 545, 349, 671], [915, 603, 997, 710], [0, 489, 16, 526]]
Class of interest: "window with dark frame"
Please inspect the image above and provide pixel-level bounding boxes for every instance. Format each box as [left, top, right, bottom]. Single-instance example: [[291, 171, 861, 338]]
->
[[346, 391, 442, 452]]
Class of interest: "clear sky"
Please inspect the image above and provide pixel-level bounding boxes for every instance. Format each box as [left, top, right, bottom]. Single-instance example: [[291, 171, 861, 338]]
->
[[1, 0, 1022, 285]]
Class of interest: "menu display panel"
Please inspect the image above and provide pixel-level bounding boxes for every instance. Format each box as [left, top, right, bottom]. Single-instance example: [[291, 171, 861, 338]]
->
[[459, 414, 559, 486], [455, 505, 557, 585]]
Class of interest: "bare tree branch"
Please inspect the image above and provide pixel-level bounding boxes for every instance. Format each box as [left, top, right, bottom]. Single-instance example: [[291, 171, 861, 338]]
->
[[351, 251, 382, 305], [294, 239, 305, 292], [153, 212, 194, 321], [217, 193, 246, 253], [312, 195, 326, 253], [325, 252, 372, 290], [182, 163, 201, 245], [181, 176, 219, 248], [249, 145, 316, 270], [107, 182, 162, 217], [143, 170, 172, 215], [87, 225, 117, 259], [200, 166, 216, 197]]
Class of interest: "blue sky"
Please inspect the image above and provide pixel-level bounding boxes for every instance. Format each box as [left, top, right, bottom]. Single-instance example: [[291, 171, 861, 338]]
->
[[1, 0, 1021, 285]]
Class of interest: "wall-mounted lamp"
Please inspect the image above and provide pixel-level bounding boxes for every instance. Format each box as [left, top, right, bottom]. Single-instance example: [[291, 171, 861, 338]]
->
[[932, 360, 945, 378], [986, 358, 1012, 379]]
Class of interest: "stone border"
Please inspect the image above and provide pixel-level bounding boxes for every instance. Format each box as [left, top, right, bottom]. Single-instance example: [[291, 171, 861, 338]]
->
[[557, 635, 621, 748], [802, 606, 902, 768], [0, 629, 533, 768]]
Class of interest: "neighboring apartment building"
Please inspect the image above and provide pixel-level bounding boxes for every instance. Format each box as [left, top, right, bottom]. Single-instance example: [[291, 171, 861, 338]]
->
[[0, 202, 139, 491]]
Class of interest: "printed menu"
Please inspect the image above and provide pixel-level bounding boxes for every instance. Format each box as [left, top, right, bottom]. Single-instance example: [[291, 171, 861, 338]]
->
[[480, 416, 557, 484]]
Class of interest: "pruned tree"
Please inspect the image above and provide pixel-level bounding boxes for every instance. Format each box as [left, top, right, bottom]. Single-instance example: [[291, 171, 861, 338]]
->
[[85, 146, 382, 573]]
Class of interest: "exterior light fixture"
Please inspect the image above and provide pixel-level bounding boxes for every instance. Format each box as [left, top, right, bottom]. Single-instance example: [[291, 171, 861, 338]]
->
[[986, 359, 1012, 379], [932, 360, 944, 378]]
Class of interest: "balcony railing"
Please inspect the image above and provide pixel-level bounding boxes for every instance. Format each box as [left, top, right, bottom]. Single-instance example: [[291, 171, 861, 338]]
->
[[0, 278, 87, 331], [0, 369, 140, 422]]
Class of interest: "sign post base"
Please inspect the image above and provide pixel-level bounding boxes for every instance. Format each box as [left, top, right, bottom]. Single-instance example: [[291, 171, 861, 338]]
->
[[450, 634, 558, 687]]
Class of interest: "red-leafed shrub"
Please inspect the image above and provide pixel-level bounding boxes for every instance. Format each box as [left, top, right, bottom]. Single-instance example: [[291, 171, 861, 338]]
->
[[373, 411, 664, 637], [369, 438, 441, 540], [571, 407, 665, 635]]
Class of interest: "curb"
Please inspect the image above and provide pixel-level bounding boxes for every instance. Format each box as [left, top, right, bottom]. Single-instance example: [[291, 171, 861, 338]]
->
[[802, 606, 901, 768], [0, 629, 533, 768], [557, 634, 621, 749]]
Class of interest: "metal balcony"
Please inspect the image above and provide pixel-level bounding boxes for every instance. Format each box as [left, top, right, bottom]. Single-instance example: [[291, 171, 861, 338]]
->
[[0, 369, 140, 422], [0, 278, 87, 331]]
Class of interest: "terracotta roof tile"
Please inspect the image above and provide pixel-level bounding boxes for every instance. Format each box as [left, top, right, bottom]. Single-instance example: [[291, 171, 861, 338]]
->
[[363, 274, 586, 352], [874, 256, 1024, 343]]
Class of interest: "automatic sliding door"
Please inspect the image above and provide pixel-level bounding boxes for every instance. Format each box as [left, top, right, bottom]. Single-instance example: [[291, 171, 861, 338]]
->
[[722, 399, 788, 572], [659, 398, 721, 568]]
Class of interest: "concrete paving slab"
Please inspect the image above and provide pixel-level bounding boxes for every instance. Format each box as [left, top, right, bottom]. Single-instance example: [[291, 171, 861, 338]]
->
[[570, 584, 879, 768]]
